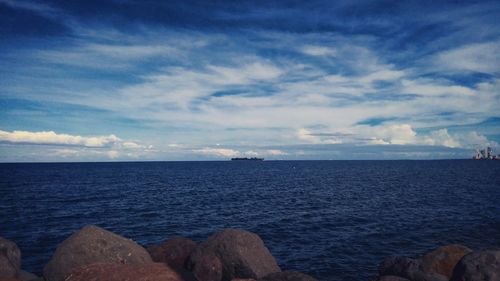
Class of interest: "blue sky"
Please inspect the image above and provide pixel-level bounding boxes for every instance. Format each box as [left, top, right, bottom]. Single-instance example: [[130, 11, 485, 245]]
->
[[0, 0, 499, 161]]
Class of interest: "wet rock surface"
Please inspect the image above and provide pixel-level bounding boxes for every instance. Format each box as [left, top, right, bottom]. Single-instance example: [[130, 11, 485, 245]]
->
[[43, 225, 152, 281]]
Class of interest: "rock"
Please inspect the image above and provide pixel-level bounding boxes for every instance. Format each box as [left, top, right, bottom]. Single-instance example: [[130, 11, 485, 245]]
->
[[186, 252, 223, 281], [378, 256, 446, 281], [18, 271, 38, 281], [0, 237, 21, 278], [450, 250, 500, 281], [0, 278, 21, 281], [43, 225, 152, 281], [420, 244, 472, 278], [379, 256, 421, 279], [377, 276, 411, 281], [147, 236, 197, 268], [258, 271, 318, 281], [64, 262, 197, 281], [188, 229, 280, 281], [232, 279, 257, 281]]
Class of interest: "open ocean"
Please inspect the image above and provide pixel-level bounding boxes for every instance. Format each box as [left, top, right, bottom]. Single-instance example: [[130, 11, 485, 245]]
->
[[1, 160, 499, 280]]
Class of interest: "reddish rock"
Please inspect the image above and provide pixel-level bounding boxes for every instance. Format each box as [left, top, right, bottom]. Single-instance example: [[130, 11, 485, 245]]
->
[[450, 250, 500, 281], [64, 262, 197, 281], [147, 237, 197, 268], [420, 244, 472, 278], [187, 252, 223, 281], [43, 225, 152, 281], [258, 271, 318, 281], [188, 229, 280, 281], [0, 237, 21, 278]]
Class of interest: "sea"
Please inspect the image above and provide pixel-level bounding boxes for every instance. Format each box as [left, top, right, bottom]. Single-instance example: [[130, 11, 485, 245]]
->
[[1, 160, 499, 281]]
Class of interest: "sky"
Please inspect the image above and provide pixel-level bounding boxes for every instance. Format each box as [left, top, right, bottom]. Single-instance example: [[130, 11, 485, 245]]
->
[[0, 0, 499, 161]]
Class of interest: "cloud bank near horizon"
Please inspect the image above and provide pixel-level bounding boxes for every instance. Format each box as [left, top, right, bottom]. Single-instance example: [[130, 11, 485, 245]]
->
[[0, 0, 499, 161]]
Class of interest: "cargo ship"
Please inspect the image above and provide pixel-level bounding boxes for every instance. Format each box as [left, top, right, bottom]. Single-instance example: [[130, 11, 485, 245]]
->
[[231, 157, 264, 161]]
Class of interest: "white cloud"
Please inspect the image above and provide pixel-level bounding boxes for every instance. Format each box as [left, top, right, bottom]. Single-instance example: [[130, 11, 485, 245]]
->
[[0, 0, 57, 17], [423, 129, 460, 148], [296, 128, 343, 144], [0, 130, 120, 147], [436, 42, 500, 73], [301, 45, 337, 56], [266, 149, 287, 156], [193, 147, 240, 158]]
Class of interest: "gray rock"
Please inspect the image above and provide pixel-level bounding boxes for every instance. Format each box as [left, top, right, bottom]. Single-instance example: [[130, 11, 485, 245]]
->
[[43, 225, 152, 281], [258, 271, 318, 281], [188, 229, 281, 281], [0, 237, 21, 278], [450, 250, 500, 281]]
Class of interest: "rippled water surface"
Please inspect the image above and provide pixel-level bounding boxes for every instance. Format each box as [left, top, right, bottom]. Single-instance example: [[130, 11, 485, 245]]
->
[[1, 160, 499, 280]]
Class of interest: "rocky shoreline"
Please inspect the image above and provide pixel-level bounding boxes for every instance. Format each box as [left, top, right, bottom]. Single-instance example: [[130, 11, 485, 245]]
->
[[1, 225, 498, 281]]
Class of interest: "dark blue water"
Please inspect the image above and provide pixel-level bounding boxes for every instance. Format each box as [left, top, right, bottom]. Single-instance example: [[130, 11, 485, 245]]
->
[[1, 160, 499, 281]]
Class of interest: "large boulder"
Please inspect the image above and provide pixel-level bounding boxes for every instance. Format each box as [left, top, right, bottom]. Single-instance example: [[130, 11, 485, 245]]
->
[[450, 250, 500, 281], [64, 262, 197, 281], [187, 252, 223, 281], [378, 256, 447, 281], [420, 244, 472, 278], [0, 237, 21, 278], [17, 271, 38, 281], [147, 237, 197, 268], [43, 225, 152, 281], [258, 271, 318, 281], [188, 229, 281, 281]]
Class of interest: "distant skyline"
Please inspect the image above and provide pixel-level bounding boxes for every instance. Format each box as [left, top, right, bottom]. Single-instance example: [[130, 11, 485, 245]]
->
[[1, 0, 499, 161]]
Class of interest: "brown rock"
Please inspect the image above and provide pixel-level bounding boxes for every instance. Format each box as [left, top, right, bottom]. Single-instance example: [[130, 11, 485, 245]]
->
[[258, 271, 317, 281], [188, 229, 280, 281], [378, 256, 421, 278], [420, 244, 472, 278], [187, 253, 223, 281], [147, 237, 197, 268], [378, 256, 447, 281], [450, 250, 500, 281], [377, 276, 410, 281], [64, 262, 197, 281], [18, 271, 39, 281], [0, 237, 21, 278], [43, 225, 152, 281]]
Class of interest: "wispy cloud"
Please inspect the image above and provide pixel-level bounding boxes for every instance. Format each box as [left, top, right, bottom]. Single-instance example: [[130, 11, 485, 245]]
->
[[1, 1, 499, 161]]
